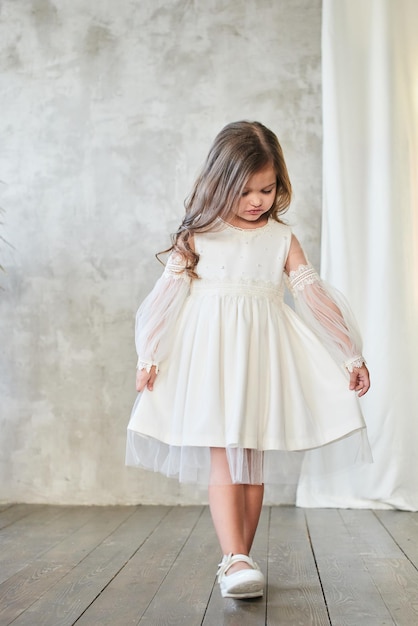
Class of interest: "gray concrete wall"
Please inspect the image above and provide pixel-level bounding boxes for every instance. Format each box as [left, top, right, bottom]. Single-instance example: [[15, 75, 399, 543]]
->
[[0, 0, 322, 505]]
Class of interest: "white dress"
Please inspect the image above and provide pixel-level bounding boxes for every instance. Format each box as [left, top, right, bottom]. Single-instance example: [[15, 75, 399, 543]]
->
[[126, 219, 370, 485]]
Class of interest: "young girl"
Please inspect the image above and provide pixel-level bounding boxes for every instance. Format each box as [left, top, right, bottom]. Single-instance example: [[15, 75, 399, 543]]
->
[[126, 121, 370, 600]]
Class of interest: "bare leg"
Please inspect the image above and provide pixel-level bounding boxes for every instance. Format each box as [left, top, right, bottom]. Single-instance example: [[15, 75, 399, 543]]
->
[[209, 448, 264, 574], [243, 483, 264, 552]]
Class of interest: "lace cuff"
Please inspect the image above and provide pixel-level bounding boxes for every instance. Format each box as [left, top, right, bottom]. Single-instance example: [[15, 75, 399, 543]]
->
[[163, 252, 189, 280], [344, 356, 366, 373], [137, 359, 159, 374], [287, 264, 320, 293]]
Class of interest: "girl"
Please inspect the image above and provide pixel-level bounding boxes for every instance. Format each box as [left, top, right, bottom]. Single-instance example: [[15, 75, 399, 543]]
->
[[126, 121, 370, 600]]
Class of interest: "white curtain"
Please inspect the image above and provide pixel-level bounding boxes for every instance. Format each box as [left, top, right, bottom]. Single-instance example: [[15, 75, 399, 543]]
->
[[297, 0, 418, 510]]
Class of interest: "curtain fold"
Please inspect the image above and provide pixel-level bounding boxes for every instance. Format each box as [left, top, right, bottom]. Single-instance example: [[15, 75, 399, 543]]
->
[[297, 0, 418, 510]]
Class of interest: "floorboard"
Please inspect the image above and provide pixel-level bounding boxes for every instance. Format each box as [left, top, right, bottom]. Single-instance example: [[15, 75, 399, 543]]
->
[[0, 505, 418, 625], [305, 509, 395, 625], [78, 506, 203, 625], [266, 507, 329, 625]]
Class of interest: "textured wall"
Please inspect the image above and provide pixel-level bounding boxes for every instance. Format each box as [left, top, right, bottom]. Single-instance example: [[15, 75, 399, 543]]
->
[[0, 0, 322, 504]]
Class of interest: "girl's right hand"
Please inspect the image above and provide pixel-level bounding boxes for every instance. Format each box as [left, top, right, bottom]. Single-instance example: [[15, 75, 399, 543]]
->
[[348, 364, 370, 397], [136, 366, 158, 392]]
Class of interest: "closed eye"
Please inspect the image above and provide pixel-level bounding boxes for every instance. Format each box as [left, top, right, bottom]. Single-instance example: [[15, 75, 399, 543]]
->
[[241, 187, 275, 197]]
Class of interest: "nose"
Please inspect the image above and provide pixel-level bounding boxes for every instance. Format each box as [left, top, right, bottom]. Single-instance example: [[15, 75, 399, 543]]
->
[[250, 194, 262, 207]]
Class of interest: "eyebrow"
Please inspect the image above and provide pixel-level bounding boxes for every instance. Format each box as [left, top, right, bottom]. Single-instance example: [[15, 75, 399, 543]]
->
[[243, 181, 277, 191]]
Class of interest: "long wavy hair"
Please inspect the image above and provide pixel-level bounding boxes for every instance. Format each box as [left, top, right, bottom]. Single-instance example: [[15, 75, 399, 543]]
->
[[162, 121, 292, 278]]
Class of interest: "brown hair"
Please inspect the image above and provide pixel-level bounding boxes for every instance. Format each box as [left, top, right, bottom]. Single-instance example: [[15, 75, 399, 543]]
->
[[163, 121, 292, 277]]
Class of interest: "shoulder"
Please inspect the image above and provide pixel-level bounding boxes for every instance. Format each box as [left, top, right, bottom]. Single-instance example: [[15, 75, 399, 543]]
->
[[269, 219, 292, 237], [285, 233, 309, 273], [267, 220, 293, 257]]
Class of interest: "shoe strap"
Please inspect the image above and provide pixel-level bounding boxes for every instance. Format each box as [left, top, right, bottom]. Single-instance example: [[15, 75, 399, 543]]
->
[[217, 553, 259, 580]]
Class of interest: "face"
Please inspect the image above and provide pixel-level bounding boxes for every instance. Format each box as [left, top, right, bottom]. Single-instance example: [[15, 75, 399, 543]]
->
[[229, 164, 277, 228]]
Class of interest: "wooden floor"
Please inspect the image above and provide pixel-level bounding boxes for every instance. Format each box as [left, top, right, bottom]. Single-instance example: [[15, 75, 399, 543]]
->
[[1, 505, 418, 625]]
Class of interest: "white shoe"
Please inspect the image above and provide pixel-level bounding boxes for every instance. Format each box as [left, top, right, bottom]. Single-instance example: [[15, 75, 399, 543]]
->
[[217, 553, 265, 599]]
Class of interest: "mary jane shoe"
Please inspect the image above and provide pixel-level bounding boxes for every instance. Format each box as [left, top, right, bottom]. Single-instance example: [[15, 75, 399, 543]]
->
[[217, 553, 265, 599]]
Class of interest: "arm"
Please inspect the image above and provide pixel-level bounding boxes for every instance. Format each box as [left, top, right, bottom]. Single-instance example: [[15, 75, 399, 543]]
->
[[285, 235, 370, 397], [135, 251, 191, 392]]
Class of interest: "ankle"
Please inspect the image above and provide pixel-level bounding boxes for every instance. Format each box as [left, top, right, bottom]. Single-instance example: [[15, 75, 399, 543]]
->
[[218, 553, 256, 577], [227, 560, 252, 575]]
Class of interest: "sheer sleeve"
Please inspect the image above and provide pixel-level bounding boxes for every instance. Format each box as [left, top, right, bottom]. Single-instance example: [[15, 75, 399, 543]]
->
[[286, 264, 365, 372], [135, 252, 191, 372]]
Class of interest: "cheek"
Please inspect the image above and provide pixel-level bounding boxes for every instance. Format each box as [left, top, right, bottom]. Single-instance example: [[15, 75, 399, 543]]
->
[[236, 198, 245, 212]]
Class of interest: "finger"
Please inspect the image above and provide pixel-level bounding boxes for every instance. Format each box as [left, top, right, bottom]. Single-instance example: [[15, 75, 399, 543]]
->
[[359, 371, 370, 396], [136, 370, 150, 392], [147, 369, 158, 391], [357, 379, 370, 397], [136, 379, 146, 392], [135, 372, 142, 391], [349, 371, 358, 390]]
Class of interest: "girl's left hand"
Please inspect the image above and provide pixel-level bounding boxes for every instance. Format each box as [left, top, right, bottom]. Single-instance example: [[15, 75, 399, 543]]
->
[[349, 365, 370, 397], [136, 366, 158, 392]]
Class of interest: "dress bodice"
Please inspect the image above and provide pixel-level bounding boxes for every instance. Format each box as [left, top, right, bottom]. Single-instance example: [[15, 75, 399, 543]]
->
[[193, 219, 292, 288]]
